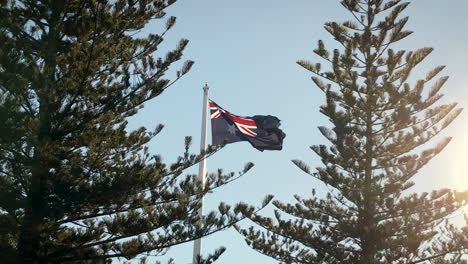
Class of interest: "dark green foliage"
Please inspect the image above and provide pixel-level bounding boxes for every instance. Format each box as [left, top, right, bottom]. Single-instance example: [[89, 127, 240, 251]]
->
[[238, 1, 468, 263], [0, 0, 270, 263]]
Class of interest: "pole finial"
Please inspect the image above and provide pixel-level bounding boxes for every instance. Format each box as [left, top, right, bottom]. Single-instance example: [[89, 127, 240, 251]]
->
[[203, 82, 209, 92]]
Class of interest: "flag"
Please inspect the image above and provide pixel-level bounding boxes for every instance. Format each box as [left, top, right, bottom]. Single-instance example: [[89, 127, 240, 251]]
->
[[209, 99, 285, 151]]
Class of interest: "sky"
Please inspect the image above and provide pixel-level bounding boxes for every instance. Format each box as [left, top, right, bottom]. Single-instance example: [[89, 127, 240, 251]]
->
[[127, 0, 468, 263]]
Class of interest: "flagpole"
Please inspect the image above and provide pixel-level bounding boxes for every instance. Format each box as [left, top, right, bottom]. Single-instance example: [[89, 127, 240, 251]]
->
[[193, 82, 209, 264]]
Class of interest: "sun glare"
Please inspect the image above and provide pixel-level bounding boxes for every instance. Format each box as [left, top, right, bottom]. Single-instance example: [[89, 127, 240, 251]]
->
[[449, 121, 468, 190]]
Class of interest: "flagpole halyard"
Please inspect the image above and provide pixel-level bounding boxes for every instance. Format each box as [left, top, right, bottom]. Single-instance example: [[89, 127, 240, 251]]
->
[[192, 82, 209, 264]]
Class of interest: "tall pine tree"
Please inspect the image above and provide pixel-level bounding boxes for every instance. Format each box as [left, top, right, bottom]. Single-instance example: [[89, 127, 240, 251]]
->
[[0, 0, 268, 263], [238, 1, 468, 263]]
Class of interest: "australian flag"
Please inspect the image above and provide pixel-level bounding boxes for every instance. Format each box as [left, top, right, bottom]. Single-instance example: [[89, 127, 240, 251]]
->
[[209, 99, 285, 151]]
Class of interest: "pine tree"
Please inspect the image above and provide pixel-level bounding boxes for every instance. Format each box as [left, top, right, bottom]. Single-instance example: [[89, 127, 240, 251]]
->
[[0, 1, 268, 263], [237, 1, 468, 263]]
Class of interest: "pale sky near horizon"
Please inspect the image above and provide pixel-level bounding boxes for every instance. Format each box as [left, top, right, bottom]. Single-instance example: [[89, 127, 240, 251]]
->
[[127, 0, 468, 263]]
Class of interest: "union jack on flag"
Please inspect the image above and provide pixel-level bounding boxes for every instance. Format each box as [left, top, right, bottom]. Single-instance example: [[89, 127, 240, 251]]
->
[[210, 100, 257, 137]]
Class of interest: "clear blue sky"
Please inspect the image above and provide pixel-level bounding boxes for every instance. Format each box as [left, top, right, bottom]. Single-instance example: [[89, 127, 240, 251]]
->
[[127, 0, 468, 263]]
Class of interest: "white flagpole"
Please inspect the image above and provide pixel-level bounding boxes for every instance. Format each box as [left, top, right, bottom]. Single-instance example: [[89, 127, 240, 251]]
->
[[193, 82, 209, 264]]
